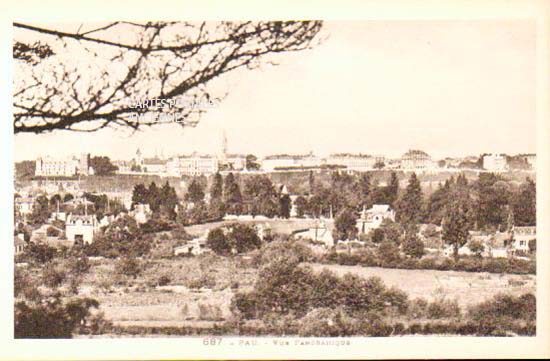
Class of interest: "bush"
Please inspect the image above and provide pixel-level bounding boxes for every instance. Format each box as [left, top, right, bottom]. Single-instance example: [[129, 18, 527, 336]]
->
[[402, 235, 425, 259], [377, 241, 401, 265], [254, 240, 315, 266], [207, 227, 231, 256], [408, 298, 429, 318], [426, 298, 461, 319], [15, 296, 100, 338], [23, 242, 57, 264], [157, 275, 171, 286], [42, 264, 66, 288], [297, 307, 359, 336], [468, 293, 535, 322], [198, 303, 223, 321], [231, 292, 259, 320], [115, 257, 142, 278], [468, 239, 485, 257], [186, 274, 216, 289]]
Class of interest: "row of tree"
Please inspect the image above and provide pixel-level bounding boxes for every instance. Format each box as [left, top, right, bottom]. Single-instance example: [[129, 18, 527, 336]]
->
[[179, 173, 292, 225]]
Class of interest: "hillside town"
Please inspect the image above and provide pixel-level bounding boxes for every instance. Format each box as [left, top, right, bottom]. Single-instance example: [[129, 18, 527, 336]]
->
[[14, 133, 536, 262]]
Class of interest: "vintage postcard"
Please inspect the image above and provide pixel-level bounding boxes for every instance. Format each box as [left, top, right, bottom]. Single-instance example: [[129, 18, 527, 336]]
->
[[2, 0, 550, 359]]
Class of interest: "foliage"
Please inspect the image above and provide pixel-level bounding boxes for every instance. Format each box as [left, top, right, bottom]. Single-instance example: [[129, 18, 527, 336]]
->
[[468, 293, 535, 322], [185, 178, 205, 203], [377, 241, 401, 265], [468, 239, 485, 257], [15, 296, 101, 338], [511, 177, 536, 226], [402, 231, 425, 258], [279, 194, 291, 219], [294, 196, 308, 218], [230, 224, 262, 253], [115, 256, 142, 278], [89, 156, 118, 176], [206, 228, 231, 256], [442, 198, 470, 260], [86, 215, 150, 258], [224, 173, 243, 215], [396, 173, 423, 225], [333, 207, 358, 241], [245, 154, 260, 170], [42, 263, 67, 288], [23, 242, 57, 264], [234, 258, 408, 321]]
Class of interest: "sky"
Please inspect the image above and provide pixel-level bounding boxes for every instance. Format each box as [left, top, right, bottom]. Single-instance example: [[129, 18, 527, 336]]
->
[[14, 20, 536, 161]]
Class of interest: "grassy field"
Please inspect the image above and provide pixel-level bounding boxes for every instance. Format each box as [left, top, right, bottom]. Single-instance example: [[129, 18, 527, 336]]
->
[[80, 255, 254, 327], [307, 263, 536, 308], [76, 245, 536, 331]]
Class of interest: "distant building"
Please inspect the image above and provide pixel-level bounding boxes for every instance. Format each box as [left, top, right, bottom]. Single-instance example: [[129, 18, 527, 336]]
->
[[483, 154, 508, 172], [511, 226, 535, 252], [519, 153, 536, 169], [356, 204, 396, 233], [167, 153, 219, 176], [222, 154, 247, 171], [14, 196, 34, 216], [113, 160, 132, 173], [35, 153, 92, 177], [31, 224, 64, 243], [401, 150, 432, 170], [142, 157, 167, 174], [326, 154, 382, 171], [174, 237, 210, 256], [65, 214, 99, 245], [14, 234, 26, 255], [261, 153, 321, 171]]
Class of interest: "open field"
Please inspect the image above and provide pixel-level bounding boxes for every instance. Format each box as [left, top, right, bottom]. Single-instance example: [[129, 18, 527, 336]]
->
[[79, 254, 536, 329], [307, 263, 536, 308]]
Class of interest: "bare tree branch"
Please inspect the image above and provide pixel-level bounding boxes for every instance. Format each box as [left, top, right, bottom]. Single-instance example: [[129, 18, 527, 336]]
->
[[13, 21, 323, 134]]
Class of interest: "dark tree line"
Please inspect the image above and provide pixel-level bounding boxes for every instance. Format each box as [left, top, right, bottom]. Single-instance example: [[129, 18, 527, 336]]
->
[[131, 181, 178, 219], [178, 173, 292, 225]]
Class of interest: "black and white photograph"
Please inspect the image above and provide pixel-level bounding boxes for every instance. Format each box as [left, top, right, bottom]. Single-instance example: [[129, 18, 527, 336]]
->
[[5, 0, 550, 359]]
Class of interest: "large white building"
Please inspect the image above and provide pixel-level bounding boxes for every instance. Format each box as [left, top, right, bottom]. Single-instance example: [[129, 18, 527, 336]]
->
[[356, 204, 396, 234], [166, 153, 219, 176], [483, 154, 508, 172], [65, 214, 99, 245], [35, 153, 92, 177]]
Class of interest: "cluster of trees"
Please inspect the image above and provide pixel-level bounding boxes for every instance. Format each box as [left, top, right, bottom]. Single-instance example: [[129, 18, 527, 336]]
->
[[89, 156, 118, 176], [131, 181, 178, 219], [20, 191, 126, 226], [206, 224, 262, 255], [230, 243, 535, 336], [15, 243, 108, 338], [325, 172, 535, 258], [86, 215, 152, 258], [178, 173, 292, 225], [232, 255, 407, 321], [295, 171, 400, 219]]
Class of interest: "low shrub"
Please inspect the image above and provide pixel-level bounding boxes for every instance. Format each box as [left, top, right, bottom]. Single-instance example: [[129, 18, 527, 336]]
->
[[426, 297, 461, 319], [157, 275, 171, 286], [198, 303, 223, 321]]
